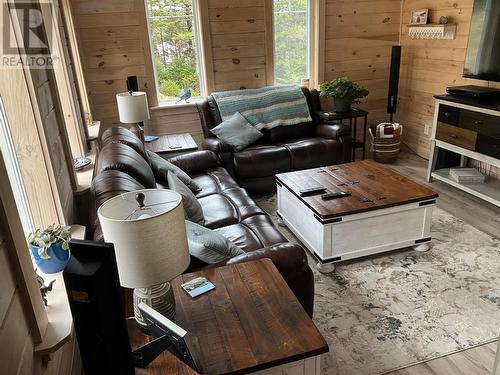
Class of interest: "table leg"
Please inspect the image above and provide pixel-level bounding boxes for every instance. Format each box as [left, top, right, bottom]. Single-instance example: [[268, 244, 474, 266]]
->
[[351, 118, 356, 161], [362, 115, 368, 160]]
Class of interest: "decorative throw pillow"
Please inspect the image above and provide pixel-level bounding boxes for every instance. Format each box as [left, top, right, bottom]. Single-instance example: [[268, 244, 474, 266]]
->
[[210, 112, 263, 152], [185, 220, 244, 264], [167, 171, 204, 225], [147, 150, 201, 193]]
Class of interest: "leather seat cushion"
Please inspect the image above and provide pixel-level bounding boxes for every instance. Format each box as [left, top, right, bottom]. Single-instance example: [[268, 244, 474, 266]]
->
[[192, 167, 240, 198], [214, 215, 287, 252], [198, 187, 265, 229], [277, 137, 342, 170], [233, 145, 291, 179]]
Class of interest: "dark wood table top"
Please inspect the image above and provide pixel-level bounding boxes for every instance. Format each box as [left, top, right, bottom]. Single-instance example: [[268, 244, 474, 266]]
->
[[145, 133, 198, 154], [316, 107, 368, 121], [130, 259, 328, 374], [276, 160, 438, 221]]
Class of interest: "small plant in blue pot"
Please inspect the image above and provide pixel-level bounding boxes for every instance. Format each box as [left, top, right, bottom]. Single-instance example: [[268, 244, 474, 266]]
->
[[27, 224, 71, 274]]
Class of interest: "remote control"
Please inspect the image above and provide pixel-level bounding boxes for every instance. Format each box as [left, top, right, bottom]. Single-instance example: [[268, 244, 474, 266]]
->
[[299, 187, 327, 197], [321, 191, 351, 200]]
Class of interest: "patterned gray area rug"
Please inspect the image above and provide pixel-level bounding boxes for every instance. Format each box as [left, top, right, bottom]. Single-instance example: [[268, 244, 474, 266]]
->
[[255, 194, 500, 375]]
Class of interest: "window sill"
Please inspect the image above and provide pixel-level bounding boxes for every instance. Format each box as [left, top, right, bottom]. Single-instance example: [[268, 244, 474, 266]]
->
[[34, 225, 86, 357], [150, 97, 204, 111]]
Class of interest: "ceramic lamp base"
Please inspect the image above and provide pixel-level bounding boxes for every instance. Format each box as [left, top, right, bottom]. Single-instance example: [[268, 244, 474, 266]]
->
[[133, 282, 175, 330]]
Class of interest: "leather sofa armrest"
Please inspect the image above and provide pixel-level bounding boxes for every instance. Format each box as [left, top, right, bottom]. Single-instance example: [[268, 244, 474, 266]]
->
[[202, 137, 233, 154], [315, 123, 351, 140], [227, 243, 314, 316], [167, 150, 219, 176]]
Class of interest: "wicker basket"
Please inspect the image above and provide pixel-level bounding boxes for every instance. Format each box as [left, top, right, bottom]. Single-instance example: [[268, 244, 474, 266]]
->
[[369, 124, 402, 163]]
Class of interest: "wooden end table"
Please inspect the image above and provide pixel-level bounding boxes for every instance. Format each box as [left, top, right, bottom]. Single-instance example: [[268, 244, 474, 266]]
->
[[130, 259, 328, 375], [145, 133, 198, 159], [316, 108, 369, 161], [276, 160, 439, 273]]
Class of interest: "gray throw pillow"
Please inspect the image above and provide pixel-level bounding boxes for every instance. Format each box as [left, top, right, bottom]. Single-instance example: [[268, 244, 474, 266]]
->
[[147, 150, 201, 193], [211, 112, 263, 151], [167, 172, 204, 225], [185, 220, 244, 264]]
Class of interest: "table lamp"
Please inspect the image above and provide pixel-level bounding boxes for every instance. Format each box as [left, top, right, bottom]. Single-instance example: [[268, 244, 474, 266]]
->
[[116, 91, 150, 142], [97, 189, 190, 329]]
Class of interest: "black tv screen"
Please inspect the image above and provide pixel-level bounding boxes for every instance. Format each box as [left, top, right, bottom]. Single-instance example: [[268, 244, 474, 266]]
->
[[463, 0, 500, 82]]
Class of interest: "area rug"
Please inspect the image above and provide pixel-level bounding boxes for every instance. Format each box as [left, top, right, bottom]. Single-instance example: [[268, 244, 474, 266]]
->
[[255, 194, 500, 375]]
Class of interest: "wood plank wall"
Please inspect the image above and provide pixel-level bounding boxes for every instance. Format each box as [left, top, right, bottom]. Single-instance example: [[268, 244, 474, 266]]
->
[[397, 0, 500, 177], [323, 0, 402, 138], [70, 0, 157, 131], [0, 196, 81, 375], [207, 0, 273, 92]]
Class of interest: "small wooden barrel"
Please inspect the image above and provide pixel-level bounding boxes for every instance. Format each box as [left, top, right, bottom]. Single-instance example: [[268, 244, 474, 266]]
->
[[369, 126, 402, 163]]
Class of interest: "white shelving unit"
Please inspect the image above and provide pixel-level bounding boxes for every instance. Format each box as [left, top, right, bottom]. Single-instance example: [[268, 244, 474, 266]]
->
[[427, 99, 500, 207]]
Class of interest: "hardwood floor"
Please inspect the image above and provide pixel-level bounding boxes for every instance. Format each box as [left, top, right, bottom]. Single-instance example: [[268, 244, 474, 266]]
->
[[376, 148, 500, 375]]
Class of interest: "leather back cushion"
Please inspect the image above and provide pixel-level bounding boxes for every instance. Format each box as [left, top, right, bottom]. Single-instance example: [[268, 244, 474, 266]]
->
[[90, 170, 145, 240], [101, 126, 151, 164], [268, 122, 315, 142], [95, 143, 156, 188]]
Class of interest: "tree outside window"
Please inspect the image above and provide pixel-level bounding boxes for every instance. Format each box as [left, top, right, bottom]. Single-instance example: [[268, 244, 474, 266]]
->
[[274, 0, 310, 85], [148, 0, 201, 101]]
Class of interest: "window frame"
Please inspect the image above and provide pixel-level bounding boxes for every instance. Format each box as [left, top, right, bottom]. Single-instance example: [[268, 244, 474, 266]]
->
[[145, 0, 208, 106]]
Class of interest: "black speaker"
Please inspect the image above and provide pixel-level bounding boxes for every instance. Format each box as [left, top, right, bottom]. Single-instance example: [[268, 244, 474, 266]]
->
[[387, 46, 402, 120], [63, 240, 134, 375], [126, 75, 139, 93]]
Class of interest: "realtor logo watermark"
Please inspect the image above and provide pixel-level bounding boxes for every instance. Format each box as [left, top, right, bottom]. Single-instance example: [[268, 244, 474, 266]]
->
[[2, 0, 58, 69]]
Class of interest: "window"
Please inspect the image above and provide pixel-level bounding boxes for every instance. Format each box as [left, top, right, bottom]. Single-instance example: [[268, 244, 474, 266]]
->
[[147, 0, 204, 102], [273, 0, 311, 85]]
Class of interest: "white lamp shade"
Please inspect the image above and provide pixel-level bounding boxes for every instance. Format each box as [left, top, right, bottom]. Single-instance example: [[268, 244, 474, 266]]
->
[[116, 91, 150, 123], [97, 189, 190, 288]]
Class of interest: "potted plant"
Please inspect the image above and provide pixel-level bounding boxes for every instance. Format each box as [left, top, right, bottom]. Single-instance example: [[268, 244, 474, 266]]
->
[[27, 224, 71, 274], [319, 76, 369, 113]]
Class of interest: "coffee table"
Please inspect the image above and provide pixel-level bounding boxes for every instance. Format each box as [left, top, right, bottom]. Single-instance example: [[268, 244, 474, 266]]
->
[[131, 259, 328, 374], [276, 160, 438, 272]]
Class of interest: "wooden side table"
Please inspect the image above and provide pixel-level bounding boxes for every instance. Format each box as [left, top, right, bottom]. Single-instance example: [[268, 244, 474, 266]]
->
[[130, 259, 328, 375], [145, 133, 198, 159], [317, 108, 369, 161]]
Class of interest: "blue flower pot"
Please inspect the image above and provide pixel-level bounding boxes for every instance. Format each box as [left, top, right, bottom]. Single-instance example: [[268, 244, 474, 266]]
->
[[30, 242, 70, 274]]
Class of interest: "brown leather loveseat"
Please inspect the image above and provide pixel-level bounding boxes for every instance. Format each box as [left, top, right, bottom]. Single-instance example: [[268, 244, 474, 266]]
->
[[89, 127, 315, 316], [197, 88, 352, 194]]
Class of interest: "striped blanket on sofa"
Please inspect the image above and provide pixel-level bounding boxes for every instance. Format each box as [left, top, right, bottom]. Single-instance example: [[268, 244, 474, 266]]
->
[[211, 85, 312, 130]]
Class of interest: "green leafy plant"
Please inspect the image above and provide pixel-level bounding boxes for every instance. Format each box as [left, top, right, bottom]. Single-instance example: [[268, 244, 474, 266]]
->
[[319, 76, 369, 104], [27, 224, 71, 260]]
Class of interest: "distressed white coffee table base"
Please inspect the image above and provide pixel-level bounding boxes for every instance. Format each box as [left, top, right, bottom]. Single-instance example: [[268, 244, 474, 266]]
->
[[277, 184, 436, 267]]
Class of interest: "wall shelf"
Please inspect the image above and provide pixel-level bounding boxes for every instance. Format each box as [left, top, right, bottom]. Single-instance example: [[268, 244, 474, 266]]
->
[[407, 24, 457, 40]]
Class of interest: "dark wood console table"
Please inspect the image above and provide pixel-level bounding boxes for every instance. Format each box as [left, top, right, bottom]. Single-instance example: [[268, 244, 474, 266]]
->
[[316, 107, 369, 161], [130, 259, 328, 374]]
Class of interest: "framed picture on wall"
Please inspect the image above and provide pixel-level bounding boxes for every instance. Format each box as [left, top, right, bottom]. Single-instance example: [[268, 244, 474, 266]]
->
[[410, 9, 429, 25]]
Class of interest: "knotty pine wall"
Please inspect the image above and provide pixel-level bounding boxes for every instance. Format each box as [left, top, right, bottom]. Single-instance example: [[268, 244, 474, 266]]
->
[[397, 0, 500, 177], [69, 0, 157, 131], [0, 196, 81, 375], [323, 0, 402, 136]]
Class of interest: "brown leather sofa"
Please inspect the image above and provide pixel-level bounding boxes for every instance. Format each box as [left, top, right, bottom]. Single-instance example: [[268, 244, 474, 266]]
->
[[89, 127, 315, 316], [197, 88, 352, 194]]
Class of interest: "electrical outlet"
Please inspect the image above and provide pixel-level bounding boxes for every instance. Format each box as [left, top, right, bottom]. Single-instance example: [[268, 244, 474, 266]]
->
[[424, 125, 430, 135]]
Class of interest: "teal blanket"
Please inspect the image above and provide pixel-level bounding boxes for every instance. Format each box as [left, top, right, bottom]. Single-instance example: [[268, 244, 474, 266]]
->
[[211, 85, 312, 130]]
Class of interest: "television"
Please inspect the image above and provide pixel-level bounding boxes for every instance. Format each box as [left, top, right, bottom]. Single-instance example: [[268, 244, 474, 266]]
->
[[463, 0, 500, 82]]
